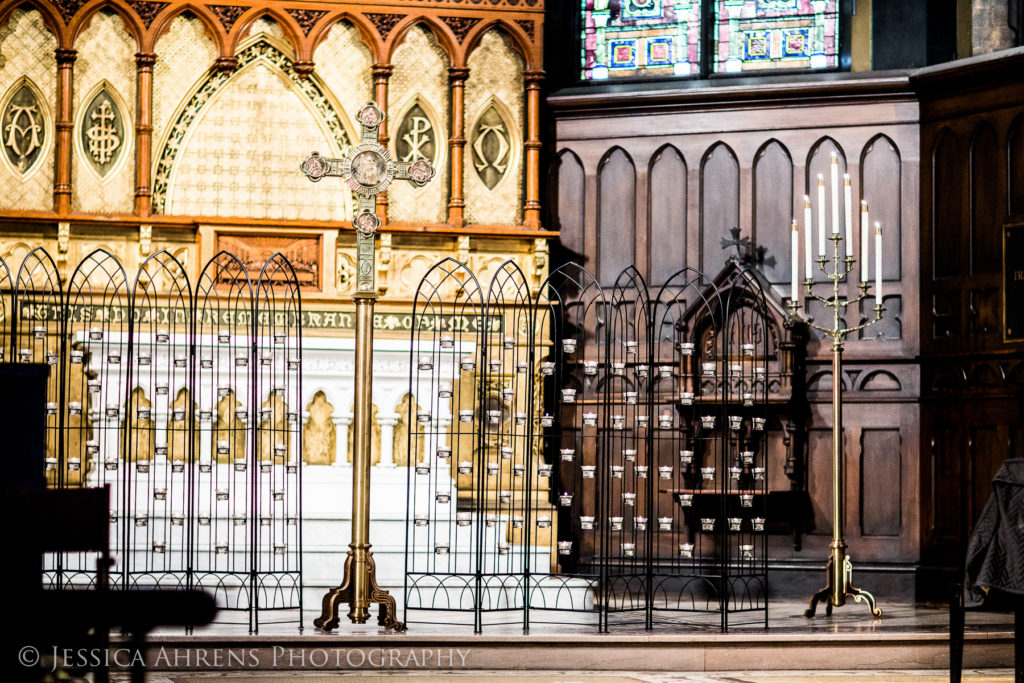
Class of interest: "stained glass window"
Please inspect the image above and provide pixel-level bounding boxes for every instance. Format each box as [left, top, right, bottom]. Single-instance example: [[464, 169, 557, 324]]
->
[[712, 0, 839, 73], [580, 0, 702, 80], [579, 0, 841, 81]]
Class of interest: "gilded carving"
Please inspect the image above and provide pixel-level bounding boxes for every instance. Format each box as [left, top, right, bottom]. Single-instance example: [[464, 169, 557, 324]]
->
[[392, 393, 426, 467], [125, 387, 155, 466], [302, 391, 336, 465], [214, 390, 246, 463], [259, 393, 290, 462], [2, 82, 45, 173], [395, 103, 436, 165], [347, 402, 381, 466], [167, 387, 197, 462]]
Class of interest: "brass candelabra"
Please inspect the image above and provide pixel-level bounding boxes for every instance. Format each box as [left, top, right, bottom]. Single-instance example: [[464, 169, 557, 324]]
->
[[788, 231, 884, 619]]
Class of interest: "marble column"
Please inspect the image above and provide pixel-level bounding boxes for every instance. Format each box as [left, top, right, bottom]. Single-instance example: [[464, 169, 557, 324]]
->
[[378, 412, 399, 467]]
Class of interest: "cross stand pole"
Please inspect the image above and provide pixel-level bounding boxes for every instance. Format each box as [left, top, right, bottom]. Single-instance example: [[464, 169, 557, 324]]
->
[[299, 101, 436, 632], [788, 231, 884, 620]]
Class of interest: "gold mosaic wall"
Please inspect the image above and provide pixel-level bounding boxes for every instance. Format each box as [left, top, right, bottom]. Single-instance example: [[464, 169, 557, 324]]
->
[[152, 13, 216, 161], [166, 55, 349, 220], [313, 20, 373, 139], [387, 25, 450, 225], [464, 29, 524, 226], [0, 9, 56, 212], [72, 9, 136, 214]]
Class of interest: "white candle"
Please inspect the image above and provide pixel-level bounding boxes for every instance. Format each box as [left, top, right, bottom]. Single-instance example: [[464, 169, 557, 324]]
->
[[874, 222, 883, 307], [844, 174, 853, 257], [791, 220, 799, 303], [817, 175, 826, 257], [830, 153, 840, 235], [804, 195, 813, 280], [860, 200, 869, 283]]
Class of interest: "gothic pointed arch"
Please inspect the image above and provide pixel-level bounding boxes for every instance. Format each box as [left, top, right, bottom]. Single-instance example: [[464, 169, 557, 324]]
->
[[151, 36, 352, 219], [385, 16, 455, 67], [148, 3, 225, 55], [68, 0, 143, 49], [463, 19, 533, 70]]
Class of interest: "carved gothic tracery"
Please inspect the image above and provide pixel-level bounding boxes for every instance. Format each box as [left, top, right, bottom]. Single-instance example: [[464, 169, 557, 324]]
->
[[285, 8, 327, 36], [128, 0, 170, 28], [207, 4, 247, 32], [364, 12, 403, 41], [441, 15, 481, 43]]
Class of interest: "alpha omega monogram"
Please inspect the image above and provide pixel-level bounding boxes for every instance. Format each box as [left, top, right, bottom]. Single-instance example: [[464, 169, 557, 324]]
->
[[2, 83, 45, 173]]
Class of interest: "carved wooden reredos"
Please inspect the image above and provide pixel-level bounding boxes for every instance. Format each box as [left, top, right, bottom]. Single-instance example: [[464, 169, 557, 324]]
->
[[0, 0, 545, 230]]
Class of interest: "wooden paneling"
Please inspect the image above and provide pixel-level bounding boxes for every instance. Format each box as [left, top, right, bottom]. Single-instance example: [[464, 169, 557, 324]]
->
[[806, 137, 848, 237], [807, 427, 834, 536], [860, 427, 901, 537], [553, 149, 585, 258], [1009, 115, 1024, 216], [700, 142, 738, 276], [648, 144, 686, 286], [753, 139, 792, 285], [969, 122, 1000, 275], [932, 128, 966, 279], [597, 147, 636, 284], [861, 134, 902, 280]]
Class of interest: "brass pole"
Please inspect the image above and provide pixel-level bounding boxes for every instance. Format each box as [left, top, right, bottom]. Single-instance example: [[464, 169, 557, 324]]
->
[[795, 232, 882, 618], [830, 336, 846, 608], [303, 101, 433, 633], [350, 292, 375, 623]]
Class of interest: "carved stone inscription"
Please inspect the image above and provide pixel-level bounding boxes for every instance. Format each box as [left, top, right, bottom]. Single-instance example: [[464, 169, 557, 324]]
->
[[2, 83, 45, 173]]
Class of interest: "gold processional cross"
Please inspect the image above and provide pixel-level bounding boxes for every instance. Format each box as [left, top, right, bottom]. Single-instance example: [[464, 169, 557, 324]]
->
[[300, 101, 435, 631]]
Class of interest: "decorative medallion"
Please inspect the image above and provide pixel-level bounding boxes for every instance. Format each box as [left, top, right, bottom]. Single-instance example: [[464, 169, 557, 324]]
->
[[471, 104, 512, 190], [285, 8, 327, 36], [2, 81, 46, 174], [207, 4, 247, 32], [79, 87, 125, 177], [395, 103, 436, 166], [441, 16, 481, 43], [364, 12, 403, 41], [128, 0, 169, 28]]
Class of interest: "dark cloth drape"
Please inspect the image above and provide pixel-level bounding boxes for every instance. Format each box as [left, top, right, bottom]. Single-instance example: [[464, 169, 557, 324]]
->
[[965, 459, 1024, 606]]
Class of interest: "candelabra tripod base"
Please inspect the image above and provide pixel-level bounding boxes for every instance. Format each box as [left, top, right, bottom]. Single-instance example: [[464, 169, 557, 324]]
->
[[804, 553, 882, 618], [314, 548, 405, 632]]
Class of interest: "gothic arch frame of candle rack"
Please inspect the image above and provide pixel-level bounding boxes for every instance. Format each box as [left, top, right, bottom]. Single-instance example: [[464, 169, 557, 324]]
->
[[0, 246, 304, 634], [403, 257, 796, 633]]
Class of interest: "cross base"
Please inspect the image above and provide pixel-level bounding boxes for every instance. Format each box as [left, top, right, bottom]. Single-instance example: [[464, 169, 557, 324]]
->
[[804, 544, 882, 618], [314, 545, 404, 632]]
